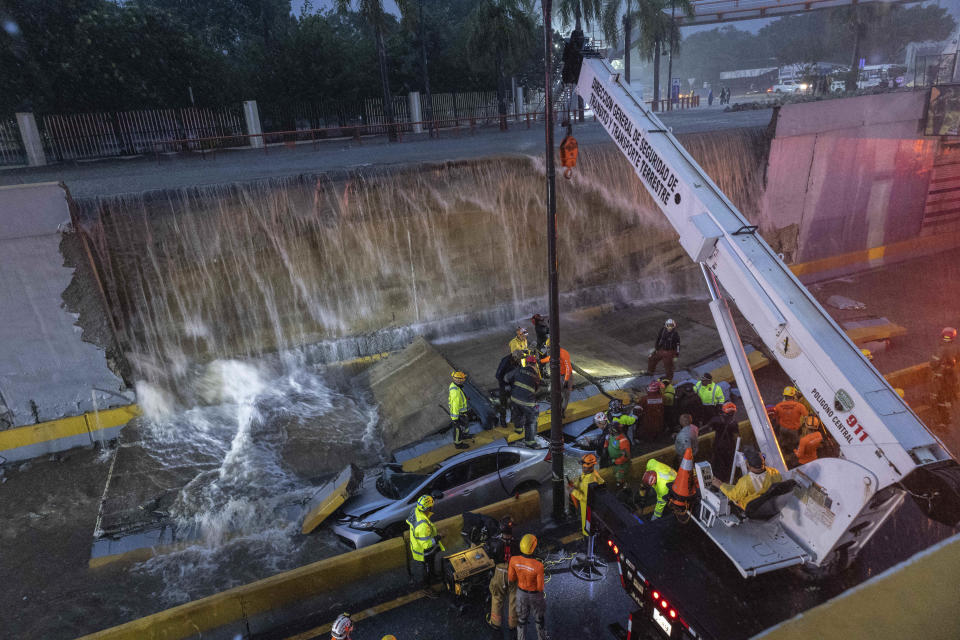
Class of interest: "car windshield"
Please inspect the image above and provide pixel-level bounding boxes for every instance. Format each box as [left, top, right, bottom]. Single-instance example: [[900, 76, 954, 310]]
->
[[377, 468, 426, 500]]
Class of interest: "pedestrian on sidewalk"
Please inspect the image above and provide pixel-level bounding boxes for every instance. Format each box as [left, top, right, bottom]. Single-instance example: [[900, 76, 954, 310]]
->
[[645, 319, 680, 380], [509, 534, 549, 640]]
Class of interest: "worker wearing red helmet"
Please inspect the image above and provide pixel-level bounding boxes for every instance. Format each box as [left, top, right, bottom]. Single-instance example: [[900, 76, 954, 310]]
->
[[642, 458, 677, 519], [705, 402, 740, 482]]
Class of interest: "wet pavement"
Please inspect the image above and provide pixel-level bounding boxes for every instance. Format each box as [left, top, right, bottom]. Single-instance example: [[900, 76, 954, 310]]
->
[[0, 109, 774, 199]]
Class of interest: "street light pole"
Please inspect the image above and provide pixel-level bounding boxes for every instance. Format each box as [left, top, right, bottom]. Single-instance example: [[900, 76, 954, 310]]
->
[[542, 0, 566, 522]]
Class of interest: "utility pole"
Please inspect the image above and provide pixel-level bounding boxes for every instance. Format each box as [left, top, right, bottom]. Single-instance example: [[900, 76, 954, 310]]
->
[[667, 0, 675, 111], [542, 0, 565, 522]]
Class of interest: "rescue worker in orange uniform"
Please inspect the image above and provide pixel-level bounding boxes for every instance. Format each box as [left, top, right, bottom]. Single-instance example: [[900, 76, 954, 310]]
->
[[509, 534, 548, 640], [794, 415, 824, 465], [539, 337, 573, 417], [773, 386, 808, 451], [606, 420, 632, 489], [487, 517, 520, 633]]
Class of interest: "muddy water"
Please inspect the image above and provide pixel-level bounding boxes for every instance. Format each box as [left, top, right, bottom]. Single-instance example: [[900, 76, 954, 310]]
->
[[75, 128, 769, 393], [66, 128, 769, 608]]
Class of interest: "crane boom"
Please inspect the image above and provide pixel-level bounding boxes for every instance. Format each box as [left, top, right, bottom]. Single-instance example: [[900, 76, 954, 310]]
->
[[572, 54, 960, 573]]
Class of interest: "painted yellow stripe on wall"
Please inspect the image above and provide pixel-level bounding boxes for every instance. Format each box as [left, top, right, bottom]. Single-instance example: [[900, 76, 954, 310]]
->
[[790, 231, 960, 277], [0, 404, 140, 451]]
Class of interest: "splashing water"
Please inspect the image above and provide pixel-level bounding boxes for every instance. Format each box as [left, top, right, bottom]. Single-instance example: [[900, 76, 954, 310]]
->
[[129, 354, 379, 603]]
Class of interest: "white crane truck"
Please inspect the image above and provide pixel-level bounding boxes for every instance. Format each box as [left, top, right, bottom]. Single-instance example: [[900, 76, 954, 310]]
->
[[565, 41, 960, 640]]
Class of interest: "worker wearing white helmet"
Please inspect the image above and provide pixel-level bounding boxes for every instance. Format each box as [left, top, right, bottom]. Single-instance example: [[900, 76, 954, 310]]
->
[[645, 318, 680, 380], [331, 613, 354, 640]]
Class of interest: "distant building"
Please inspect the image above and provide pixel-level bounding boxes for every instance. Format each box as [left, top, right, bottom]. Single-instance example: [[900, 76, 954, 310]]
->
[[905, 26, 960, 86]]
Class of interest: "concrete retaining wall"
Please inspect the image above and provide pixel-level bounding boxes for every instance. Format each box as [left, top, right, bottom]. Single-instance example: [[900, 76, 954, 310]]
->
[[763, 92, 945, 265]]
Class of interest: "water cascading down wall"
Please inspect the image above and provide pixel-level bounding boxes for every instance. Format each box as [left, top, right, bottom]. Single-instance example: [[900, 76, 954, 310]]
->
[[73, 128, 770, 390]]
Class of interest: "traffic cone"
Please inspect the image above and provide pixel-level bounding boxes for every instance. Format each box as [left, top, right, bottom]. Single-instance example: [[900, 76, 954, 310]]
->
[[669, 447, 696, 514]]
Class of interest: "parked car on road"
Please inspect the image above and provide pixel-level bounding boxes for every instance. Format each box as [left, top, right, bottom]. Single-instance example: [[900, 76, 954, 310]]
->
[[332, 438, 551, 548]]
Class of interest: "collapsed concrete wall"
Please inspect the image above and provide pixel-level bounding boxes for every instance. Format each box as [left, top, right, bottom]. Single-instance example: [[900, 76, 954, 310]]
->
[[762, 92, 950, 264], [0, 183, 126, 427]]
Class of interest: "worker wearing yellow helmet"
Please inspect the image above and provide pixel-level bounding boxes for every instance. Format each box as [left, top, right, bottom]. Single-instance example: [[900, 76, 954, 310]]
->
[[406, 495, 444, 598], [772, 386, 808, 451], [509, 534, 548, 640], [449, 371, 472, 450]]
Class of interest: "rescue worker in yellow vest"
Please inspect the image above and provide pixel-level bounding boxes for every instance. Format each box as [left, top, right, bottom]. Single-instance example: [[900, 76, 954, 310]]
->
[[509, 534, 548, 640], [406, 495, 444, 597], [642, 458, 677, 519], [606, 421, 631, 489], [449, 371, 472, 450], [568, 453, 605, 535], [509, 326, 530, 356], [711, 448, 782, 510], [693, 372, 725, 424], [660, 377, 676, 430], [486, 516, 520, 633]]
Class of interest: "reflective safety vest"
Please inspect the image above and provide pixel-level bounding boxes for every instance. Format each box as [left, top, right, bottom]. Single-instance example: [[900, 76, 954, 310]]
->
[[662, 383, 676, 407], [571, 470, 604, 536], [645, 459, 677, 519], [406, 506, 439, 561], [506, 366, 540, 408], [694, 381, 725, 406], [606, 433, 631, 466], [449, 382, 469, 420]]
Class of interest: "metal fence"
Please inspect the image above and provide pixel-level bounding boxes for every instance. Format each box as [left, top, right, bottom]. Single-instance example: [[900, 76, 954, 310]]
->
[[0, 116, 26, 166], [37, 106, 246, 161], [914, 54, 958, 89]]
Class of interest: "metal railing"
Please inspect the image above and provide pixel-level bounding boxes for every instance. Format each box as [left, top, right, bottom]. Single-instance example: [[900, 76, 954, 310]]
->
[[0, 116, 26, 166], [37, 106, 245, 162]]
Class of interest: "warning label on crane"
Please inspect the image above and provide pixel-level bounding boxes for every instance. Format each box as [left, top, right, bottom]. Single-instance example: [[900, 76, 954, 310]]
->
[[586, 77, 680, 207]]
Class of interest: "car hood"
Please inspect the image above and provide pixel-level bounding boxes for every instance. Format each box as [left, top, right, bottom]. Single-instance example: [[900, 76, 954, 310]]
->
[[339, 478, 395, 519]]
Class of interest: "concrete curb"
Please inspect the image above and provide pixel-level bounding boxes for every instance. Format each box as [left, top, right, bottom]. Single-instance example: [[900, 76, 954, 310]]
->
[[0, 405, 139, 463], [77, 490, 541, 640]]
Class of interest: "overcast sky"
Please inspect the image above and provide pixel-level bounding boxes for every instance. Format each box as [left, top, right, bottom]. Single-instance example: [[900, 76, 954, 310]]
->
[[300, 0, 960, 36]]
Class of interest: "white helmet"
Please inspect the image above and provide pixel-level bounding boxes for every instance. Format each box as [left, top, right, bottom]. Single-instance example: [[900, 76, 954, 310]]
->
[[332, 613, 354, 639], [665, 318, 676, 328], [594, 411, 608, 424]]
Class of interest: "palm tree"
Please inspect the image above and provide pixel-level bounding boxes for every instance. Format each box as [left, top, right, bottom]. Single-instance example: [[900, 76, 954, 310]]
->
[[602, 0, 636, 84], [557, 0, 603, 31], [635, 0, 690, 107], [464, 0, 536, 130], [337, 0, 397, 141], [396, 0, 434, 134]]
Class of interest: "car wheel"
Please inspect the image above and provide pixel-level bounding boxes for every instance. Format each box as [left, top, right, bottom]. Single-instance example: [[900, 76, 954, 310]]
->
[[381, 522, 406, 539], [513, 480, 541, 497]]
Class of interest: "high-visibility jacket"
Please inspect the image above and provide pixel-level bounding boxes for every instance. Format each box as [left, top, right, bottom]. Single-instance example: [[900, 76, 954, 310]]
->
[[694, 381, 725, 406], [508, 554, 544, 592], [661, 383, 676, 407], [795, 431, 823, 465], [645, 459, 676, 519], [720, 466, 783, 509], [449, 382, 469, 421], [773, 400, 808, 431], [406, 506, 441, 561], [508, 336, 529, 355], [570, 469, 604, 536], [539, 347, 572, 382], [607, 411, 637, 431], [606, 432, 631, 465], [504, 366, 540, 408]]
